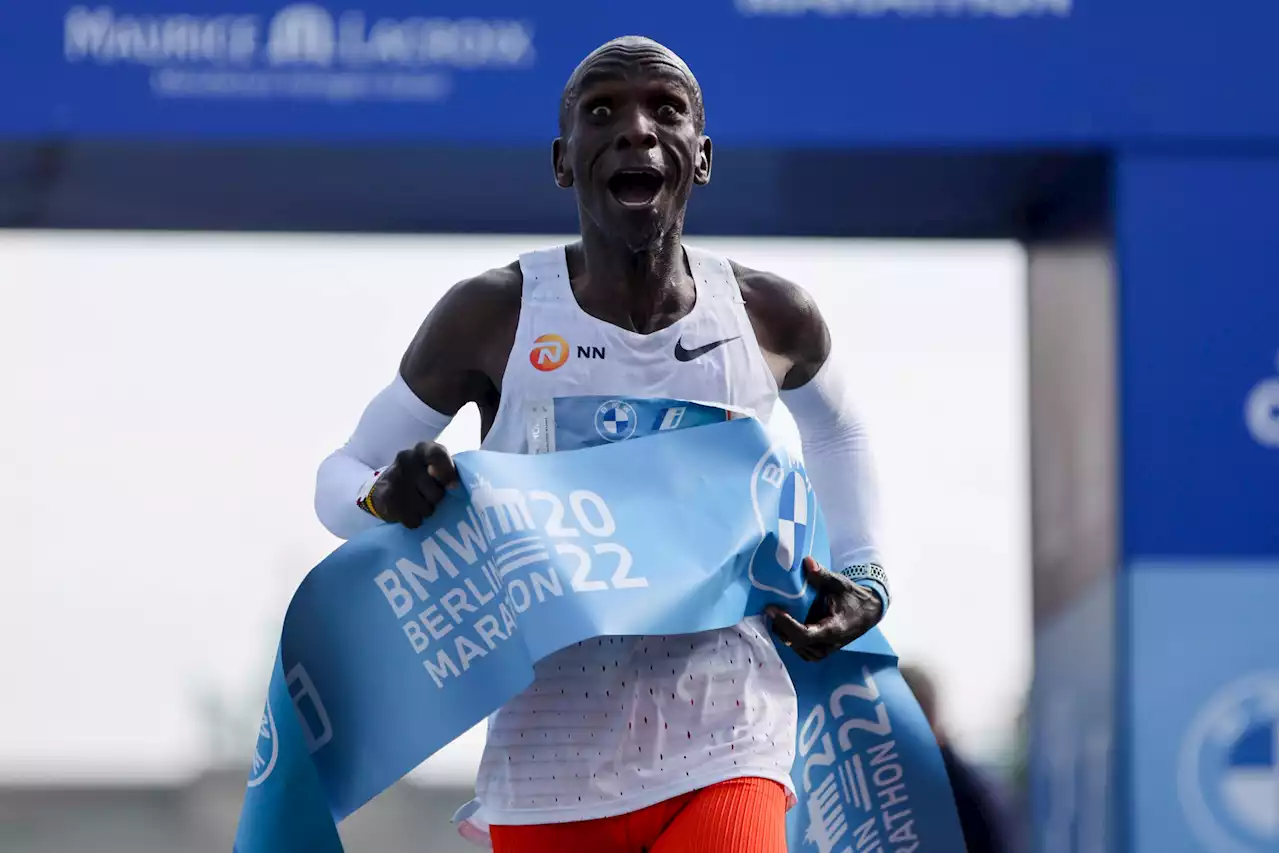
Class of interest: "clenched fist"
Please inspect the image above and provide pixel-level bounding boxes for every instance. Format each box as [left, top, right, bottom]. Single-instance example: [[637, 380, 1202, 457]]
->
[[369, 441, 459, 529]]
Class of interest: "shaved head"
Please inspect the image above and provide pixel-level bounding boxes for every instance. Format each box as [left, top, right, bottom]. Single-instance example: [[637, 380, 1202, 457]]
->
[[559, 36, 704, 135], [551, 34, 713, 254]]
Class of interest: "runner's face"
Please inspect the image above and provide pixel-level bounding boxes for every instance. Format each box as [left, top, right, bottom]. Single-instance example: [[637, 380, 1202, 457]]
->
[[555, 47, 711, 249]]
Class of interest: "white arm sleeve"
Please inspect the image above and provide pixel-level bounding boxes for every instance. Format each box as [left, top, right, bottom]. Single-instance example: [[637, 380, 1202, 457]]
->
[[780, 356, 890, 612], [315, 374, 453, 540]]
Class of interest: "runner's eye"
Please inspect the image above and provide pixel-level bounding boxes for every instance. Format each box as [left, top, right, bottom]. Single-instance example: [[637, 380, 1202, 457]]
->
[[656, 102, 682, 123]]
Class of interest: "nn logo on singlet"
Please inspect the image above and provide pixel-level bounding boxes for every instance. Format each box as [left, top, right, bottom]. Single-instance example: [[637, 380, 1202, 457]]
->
[[529, 334, 605, 371], [529, 334, 569, 371]]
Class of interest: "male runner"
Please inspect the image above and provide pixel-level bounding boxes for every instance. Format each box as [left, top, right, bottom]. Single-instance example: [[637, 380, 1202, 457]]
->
[[316, 36, 887, 853]]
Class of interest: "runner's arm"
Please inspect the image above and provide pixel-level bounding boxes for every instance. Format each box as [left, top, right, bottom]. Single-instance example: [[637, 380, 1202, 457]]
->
[[314, 264, 520, 538], [782, 354, 888, 613], [738, 265, 889, 615]]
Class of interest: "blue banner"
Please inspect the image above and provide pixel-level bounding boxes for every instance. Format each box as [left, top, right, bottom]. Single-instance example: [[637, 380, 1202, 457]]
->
[[1, 1, 1272, 143], [1116, 155, 1279, 559], [1128, 562, 1278, 853], [233, 411, 962, 852], [1112, 154, 1280, 853]]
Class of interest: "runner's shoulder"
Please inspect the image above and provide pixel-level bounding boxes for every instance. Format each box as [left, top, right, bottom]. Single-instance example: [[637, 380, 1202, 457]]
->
[[444, 260, 525, 325], [728, 260, 829, 382], [400, 261, 523, 385]]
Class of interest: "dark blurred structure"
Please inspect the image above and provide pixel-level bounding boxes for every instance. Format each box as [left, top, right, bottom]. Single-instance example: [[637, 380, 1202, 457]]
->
[[0, 142, 1107, 239]]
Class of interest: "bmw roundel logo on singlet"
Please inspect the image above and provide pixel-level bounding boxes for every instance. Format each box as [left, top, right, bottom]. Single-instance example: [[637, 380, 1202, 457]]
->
[[594, 400, 638, 442], [748, 443, 818, 599]]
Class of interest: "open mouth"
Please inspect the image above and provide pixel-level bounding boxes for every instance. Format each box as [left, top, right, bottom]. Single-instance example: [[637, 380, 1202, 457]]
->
[[607, 169, 665, 207]]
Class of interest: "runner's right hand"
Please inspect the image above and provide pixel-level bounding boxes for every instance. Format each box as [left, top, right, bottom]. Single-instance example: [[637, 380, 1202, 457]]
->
[[370, 441, 459, 529]]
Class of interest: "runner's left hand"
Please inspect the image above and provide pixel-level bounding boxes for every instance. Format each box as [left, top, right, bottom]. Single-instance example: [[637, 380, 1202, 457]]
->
[[765, 557, 883, 662]]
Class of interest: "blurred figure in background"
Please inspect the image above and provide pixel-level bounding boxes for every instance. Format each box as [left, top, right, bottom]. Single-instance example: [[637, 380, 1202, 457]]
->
[[900, 664, 1015, 853]]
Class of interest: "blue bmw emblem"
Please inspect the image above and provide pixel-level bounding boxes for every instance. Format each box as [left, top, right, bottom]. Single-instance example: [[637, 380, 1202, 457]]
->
[[1180, 674, 1278, 851], [594, 400, 638, 442]]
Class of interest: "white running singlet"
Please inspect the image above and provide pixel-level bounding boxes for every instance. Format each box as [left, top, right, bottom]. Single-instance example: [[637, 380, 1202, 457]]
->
[[472, 245, 798, 827]]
